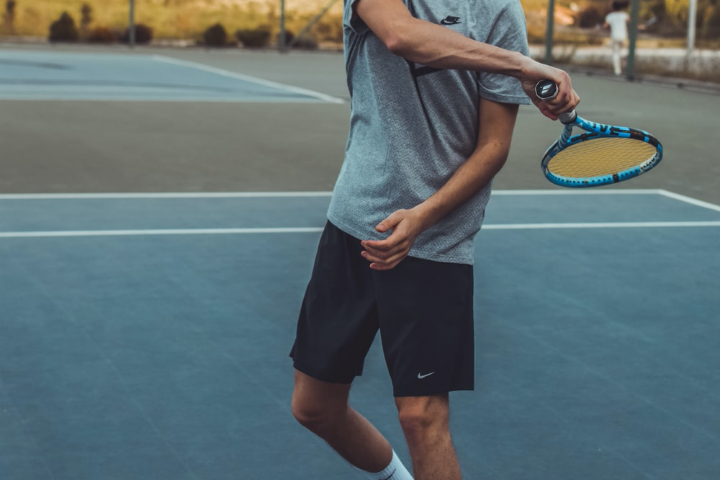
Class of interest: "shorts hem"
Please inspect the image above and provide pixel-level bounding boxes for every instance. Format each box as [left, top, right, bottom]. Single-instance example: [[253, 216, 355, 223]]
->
[[292, 360, 356, 385], [393, 384, 475, 397]]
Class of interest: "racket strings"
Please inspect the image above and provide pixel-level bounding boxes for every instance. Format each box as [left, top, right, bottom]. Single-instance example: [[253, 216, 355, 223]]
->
[[547, 138, 658, 178]]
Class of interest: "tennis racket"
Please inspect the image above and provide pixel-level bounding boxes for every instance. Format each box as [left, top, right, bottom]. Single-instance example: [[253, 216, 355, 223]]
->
[[535, 80, 663, 188]]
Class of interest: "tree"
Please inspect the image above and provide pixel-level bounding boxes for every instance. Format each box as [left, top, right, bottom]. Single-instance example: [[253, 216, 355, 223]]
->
[[3, 0, 16, 32], [49, 11, 79, 42], [80, 3, 93, 35]]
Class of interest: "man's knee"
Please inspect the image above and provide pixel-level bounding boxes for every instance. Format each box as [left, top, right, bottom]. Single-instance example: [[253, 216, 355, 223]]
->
[[291, 370, 350, 432], [396, 394, 450, 441]]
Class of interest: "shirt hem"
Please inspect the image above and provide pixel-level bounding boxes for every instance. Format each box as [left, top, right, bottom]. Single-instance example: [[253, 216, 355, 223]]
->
[[327, 214, 475, 266], [478, 88, 532, 105]]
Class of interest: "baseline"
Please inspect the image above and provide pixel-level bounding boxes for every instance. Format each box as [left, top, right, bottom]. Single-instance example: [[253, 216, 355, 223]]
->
[[1, 222, 719, 239]]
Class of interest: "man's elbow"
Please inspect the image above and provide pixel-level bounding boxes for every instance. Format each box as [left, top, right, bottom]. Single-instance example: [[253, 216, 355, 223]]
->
[[378, 19, 415, 56], [383, 30, 409, 56]]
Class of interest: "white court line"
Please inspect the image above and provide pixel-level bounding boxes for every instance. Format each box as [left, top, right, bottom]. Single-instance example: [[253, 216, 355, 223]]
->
[[153, 55, 345, 104], [657, 190, 720, 213], [0, 192, 333, 200], [490, 189, 665, 195], [0, 189, 668, 200], [2, 222, 719, 239], [0, 228, 325, 238], [0, 96, 341, 104], [483, 221, 720, 230]]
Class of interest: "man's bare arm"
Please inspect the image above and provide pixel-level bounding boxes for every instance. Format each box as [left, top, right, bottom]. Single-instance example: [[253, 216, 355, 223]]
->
[[354, 0, 579, 119], [361, 99, 519, 270]]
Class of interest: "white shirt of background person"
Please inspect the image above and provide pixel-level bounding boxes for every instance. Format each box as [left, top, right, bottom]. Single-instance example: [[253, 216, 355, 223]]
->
[[605, 10, 628, 75], [605, 11, 629, 41]]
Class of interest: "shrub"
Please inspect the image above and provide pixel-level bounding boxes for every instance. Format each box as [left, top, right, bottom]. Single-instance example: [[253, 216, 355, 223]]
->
[[578, 7, 603, 28], [119, 23, 153, 44], [87, 26, 117, 43], [292, 35, 319, 50], [203, 23, 228, 47], [236, 27, 271, 48], [277, 30, 294, 47], [3, 0, 16, 30], [276, 30, 319, 50], [703, 6, 720, 37], [49, 12, 79, 42], [313, 13, 343, 42]]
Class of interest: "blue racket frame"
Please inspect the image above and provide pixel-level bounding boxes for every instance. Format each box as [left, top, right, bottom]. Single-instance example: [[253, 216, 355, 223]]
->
[[541, 113, 664, 188]]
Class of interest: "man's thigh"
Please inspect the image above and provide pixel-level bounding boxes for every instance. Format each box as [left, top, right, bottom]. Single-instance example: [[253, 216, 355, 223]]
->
[[290, 222, 380, 383]]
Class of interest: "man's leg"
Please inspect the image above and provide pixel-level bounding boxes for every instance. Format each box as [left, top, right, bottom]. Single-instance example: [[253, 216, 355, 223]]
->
[[396, 394, 461, 480], [291, 370, 393, 472]]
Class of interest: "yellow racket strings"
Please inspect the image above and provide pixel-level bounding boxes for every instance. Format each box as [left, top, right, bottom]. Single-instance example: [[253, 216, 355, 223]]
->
[[547, 138, 657, 178]]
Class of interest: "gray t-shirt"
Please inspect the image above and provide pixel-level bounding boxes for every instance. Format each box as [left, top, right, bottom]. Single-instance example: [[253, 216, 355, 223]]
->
[[327, 0, 531, 264]]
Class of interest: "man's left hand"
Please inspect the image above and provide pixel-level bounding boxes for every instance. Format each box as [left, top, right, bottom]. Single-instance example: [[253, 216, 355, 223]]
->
[[361, 209, 426, 270]]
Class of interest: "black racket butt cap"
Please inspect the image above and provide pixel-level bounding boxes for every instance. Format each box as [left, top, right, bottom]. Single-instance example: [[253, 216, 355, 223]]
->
[[535, 80, 558, 100]]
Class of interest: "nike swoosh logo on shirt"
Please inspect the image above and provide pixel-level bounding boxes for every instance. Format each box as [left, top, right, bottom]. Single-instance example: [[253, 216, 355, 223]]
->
[[440, 16, 461, 25], [417, 372, 435, 379]]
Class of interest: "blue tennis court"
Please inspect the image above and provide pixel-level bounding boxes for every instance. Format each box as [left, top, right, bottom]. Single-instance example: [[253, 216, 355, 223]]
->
[[0, 51, 343, 103], [1, 190, 718, 480]]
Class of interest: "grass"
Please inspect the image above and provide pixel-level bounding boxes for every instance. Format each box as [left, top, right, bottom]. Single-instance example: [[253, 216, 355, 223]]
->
[[0, 0, 344, 41]]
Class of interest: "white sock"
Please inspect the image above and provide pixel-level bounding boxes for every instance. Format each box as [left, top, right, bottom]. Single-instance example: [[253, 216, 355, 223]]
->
[[362, 450, 413, 480]]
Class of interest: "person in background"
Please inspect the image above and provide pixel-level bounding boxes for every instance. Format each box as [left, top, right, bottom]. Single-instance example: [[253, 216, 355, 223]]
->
[[604, 0, 630, 75]]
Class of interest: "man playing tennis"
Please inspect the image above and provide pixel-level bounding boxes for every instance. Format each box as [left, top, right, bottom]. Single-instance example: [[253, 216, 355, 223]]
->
[[290, 0, 579, 479]]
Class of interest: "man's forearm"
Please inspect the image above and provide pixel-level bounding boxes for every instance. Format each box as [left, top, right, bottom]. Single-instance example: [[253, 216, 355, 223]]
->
[[386, 17, 529, 79], [413, 147, 509, 231], [355, 0, 580, 119]]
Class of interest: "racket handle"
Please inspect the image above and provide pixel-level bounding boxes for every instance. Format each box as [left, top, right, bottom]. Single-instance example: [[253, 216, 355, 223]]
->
[[558, 111, 577, 124], [534, 80, 577, 124], [535, 79, 559, 100]]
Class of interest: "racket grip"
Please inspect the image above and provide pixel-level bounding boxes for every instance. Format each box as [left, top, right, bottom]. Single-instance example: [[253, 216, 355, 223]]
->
[[535, 80, 577, 124], [558, 111, 577, 124]]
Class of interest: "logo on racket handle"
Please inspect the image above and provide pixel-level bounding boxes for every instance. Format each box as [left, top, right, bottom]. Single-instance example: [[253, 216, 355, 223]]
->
[[535, 80, 577, 124], [535, 80, 558, 100]]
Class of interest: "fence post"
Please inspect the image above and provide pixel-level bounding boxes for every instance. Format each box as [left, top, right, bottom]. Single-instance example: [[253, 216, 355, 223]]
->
[[625, 0, 640, 80], [128, 0, 135, 48], [288, 0, 339, 49], [687, 0, 697, 58], [279, 0, 287, 53], [544, 0, 555, 64]]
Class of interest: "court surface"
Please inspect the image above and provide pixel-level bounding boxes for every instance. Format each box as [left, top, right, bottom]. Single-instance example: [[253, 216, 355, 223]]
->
[[0, 50, 342, 103], [1, 45, 719, 480]]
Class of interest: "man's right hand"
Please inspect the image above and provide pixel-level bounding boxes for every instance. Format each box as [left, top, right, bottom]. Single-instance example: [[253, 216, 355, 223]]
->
[[518, 58, 580, 120]]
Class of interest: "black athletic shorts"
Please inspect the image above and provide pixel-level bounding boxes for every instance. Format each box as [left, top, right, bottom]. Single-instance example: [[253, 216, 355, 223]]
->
[[290, 221, 475, 397]]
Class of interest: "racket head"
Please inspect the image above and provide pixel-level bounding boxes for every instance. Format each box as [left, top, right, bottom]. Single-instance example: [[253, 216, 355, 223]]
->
[[541, 121, 663, 188]]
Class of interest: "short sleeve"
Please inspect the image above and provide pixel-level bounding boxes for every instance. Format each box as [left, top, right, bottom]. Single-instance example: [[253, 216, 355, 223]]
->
[[477, 1, 531, 105], [343, 0, 370, 35]]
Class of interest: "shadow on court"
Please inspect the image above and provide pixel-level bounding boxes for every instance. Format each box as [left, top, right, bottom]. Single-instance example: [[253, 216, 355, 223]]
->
[[0, 46, 719, 480]]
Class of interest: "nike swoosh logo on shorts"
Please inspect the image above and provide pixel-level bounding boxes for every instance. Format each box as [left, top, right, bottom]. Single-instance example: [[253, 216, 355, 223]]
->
[[417, 372, 435, 379]]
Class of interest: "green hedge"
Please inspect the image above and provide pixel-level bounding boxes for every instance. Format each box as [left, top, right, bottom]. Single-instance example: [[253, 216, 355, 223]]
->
[[49, 12, 79, 42], [203, 23, 228, 47], [236, 27, 271, 48]]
